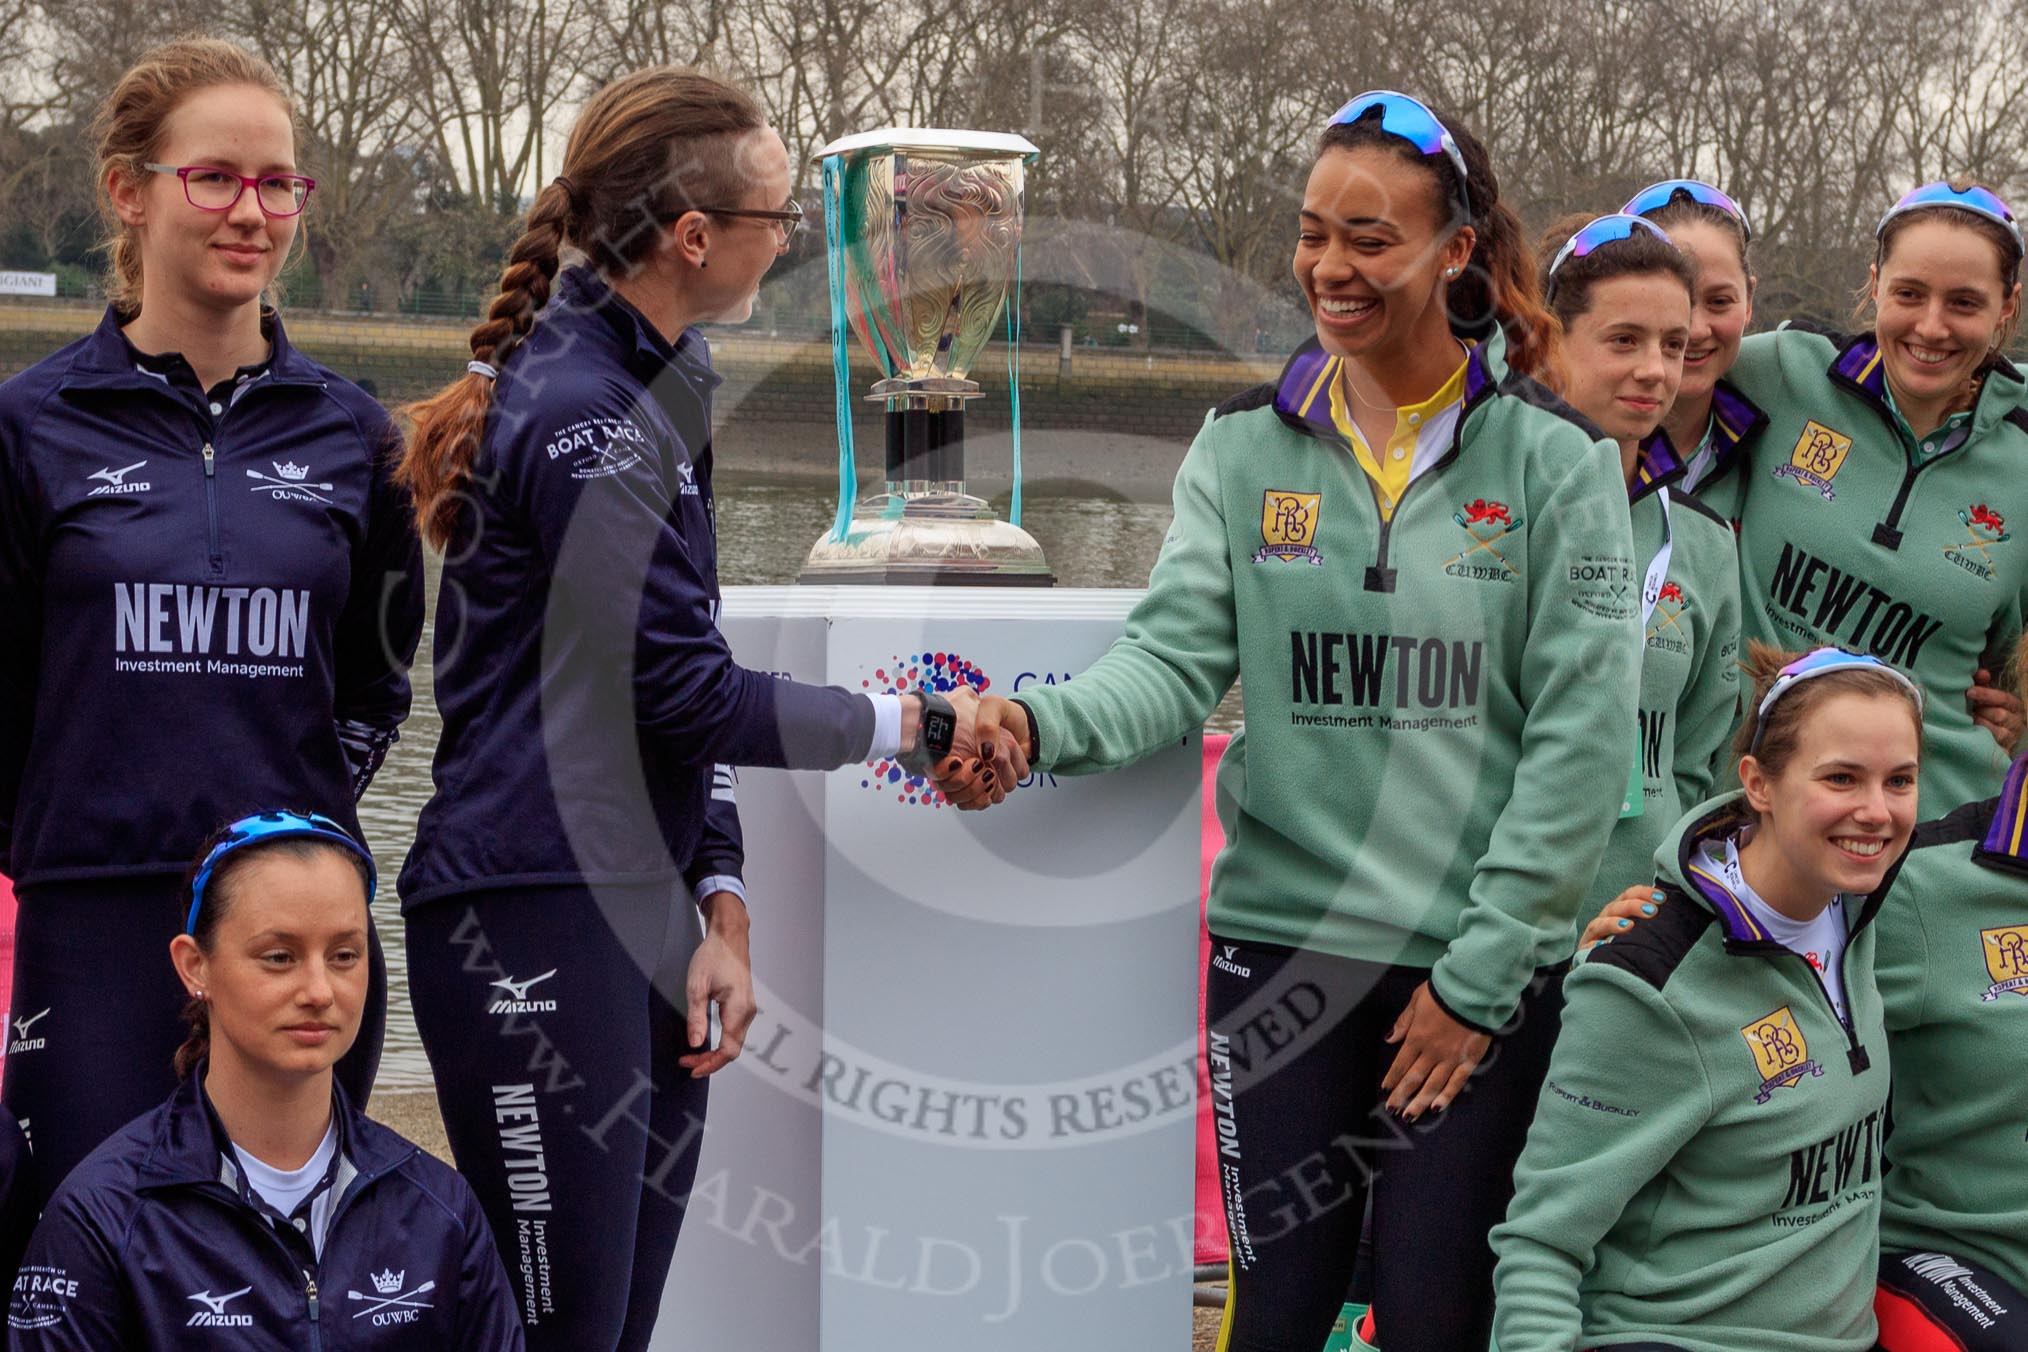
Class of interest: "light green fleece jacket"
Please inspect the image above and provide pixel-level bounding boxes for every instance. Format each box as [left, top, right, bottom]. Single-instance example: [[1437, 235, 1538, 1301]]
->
[[1726, 327, 2028, 814], [1873, 756, 2028, 1292], [1586, 435, 1743, 922], [1014, 329, 1640, 1033], [1493, 796, 1888, 1352]]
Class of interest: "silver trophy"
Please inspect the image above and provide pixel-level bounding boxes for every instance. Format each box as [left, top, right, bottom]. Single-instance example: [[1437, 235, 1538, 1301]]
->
[[799, 128, 1053, 585]]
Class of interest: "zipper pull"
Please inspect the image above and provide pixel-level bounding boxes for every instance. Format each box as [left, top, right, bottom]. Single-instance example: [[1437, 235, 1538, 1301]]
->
[[202, 443, 216, 478], [305, 1275, 319, 1324]]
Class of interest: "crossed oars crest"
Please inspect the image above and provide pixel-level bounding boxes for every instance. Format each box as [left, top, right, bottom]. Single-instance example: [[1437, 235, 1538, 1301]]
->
[[1647, 580, 1689, 641], [1947, 503, 2010, 567], [1444, 499, 1524, 575]]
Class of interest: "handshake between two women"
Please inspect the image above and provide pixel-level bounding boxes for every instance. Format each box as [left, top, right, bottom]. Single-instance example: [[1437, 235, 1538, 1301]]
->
[[922, 686, 1037, 810]]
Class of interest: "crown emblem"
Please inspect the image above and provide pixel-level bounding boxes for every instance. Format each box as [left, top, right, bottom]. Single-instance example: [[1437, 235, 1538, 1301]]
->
[[274, 461, 310, 482], [370, 1269, 403, 1295]]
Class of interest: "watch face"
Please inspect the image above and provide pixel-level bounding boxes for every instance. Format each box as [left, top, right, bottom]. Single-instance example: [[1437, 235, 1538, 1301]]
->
[[925, 708, 957, 752]]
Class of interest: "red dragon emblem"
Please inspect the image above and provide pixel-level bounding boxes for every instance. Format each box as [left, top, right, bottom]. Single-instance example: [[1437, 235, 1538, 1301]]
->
[[1971, 504, 2006, 534], [1463, 498, 1511, 527], [1658, 581, 1685, 605]]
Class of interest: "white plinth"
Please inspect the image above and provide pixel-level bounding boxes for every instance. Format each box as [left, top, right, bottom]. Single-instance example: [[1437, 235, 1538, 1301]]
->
[[652, 587, 1202, 1350]]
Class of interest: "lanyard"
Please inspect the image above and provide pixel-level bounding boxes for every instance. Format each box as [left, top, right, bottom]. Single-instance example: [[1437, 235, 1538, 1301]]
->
[[1639, 488, 1674, 632], [1621, 489, 1675, 820]]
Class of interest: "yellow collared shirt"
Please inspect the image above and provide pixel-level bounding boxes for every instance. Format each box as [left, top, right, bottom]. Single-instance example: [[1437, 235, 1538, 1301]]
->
[[1323, 351, 1470, 520]]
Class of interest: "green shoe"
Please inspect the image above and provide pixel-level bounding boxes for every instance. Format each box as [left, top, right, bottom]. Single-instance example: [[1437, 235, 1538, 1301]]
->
[[1322, 1302, 1370, 1352]]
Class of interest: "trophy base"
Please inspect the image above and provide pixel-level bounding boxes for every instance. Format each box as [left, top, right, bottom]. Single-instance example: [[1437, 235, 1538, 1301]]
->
[[798, 489, 1054, 587]]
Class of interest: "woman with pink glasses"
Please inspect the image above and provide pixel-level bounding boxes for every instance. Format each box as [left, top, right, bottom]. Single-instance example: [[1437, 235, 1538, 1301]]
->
[[0, 38, 422, 1208]]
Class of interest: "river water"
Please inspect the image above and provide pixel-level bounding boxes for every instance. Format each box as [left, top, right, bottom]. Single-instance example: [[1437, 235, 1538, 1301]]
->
[[356, 474, 1243, 1090]]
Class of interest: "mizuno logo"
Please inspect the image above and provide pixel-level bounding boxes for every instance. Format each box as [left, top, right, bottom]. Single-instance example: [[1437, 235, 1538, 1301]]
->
[[8, 1007, 49, 1053], [1212, 947, 1252, 979], [489, 971, 556, 1001], [90, 460, 147, 486], [86, 460, 151, 495], [488, 970, 558, 1015], [186, 1285, 255, 1326]]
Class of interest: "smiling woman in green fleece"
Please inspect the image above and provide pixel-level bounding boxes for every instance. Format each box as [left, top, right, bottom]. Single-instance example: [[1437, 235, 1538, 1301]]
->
[[950, 91, 1641, 1352], [1582, 629, 2028, 1351], [1722, 182, 2028, 815], [1493, 645, 1924, 1352]]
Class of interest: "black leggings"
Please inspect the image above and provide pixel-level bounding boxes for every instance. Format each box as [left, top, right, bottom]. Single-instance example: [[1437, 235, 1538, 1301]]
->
[[1878, 1249, 2028, 1350], [2, 874, 384, 1209], [1204, 935, 1563, 1352], [404, 882, 710, 1352]]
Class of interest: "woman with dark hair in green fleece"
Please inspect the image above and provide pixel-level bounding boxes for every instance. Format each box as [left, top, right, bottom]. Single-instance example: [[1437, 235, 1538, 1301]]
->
[[1619, 179, 1766, 524], [1494, 644, 1924, 1351], [1536, 211, 1744, 940], [1585, 629, 2028, 1351], [1722, 181, 2028, 813], [943, 91, 1642, 1352]]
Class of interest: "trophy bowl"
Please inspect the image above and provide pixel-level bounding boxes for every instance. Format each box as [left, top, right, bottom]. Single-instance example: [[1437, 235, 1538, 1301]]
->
[[799, 127, 1053, 586]]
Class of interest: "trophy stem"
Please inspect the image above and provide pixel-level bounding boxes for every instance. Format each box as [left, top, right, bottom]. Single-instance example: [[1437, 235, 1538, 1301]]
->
[[883, 405, 969, 490]]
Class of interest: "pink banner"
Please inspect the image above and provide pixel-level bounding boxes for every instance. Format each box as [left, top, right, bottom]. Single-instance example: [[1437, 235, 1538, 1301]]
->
[[1195, 735, 1230, 1267]]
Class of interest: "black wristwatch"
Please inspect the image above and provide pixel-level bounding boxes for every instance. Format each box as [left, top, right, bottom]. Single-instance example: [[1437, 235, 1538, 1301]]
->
[[899, 689, 957, 777]]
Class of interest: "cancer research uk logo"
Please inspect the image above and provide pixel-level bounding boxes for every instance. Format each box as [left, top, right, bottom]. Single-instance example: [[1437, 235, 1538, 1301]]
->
[[858, 650, 992, 807]]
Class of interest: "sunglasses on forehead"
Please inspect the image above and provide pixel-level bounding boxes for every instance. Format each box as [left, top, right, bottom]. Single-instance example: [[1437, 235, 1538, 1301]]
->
[[1622, 179, 1753, 242], [1325, 91, 1471, 215], [1747, 648, 1925, 757], [1546, 214, 1676, 279], [1877, 181, 2023, 256], [187, 810, 377, 934]]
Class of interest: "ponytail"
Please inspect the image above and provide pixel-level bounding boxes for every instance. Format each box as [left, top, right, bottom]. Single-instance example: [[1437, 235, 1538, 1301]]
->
[[398, 182, 572, 549], [174, 993, 211, 1081], [397, 67, 766, 550], [1464, 197, 1566, 391], [1317, 104, 1564, 391]]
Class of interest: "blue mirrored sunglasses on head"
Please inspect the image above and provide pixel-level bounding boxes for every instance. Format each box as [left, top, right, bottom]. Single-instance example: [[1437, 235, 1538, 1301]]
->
[[1877, 181, 2023, 255], [187, 809, 378, 934], [1748, 647, 1924, 755], [1546, 214, 1674, 279], [1622, 179, 1753, 242], [1326, 90, 1470, 187]]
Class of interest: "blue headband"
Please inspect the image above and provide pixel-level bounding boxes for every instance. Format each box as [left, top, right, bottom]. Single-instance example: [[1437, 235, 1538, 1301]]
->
[[187, 810, 377, 934], [1748, 648, 1924, 757]]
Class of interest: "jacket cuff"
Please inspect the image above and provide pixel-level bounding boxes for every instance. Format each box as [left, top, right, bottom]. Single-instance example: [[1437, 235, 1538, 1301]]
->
[[1425, 971, 1502, 1036], [1011, 698, 1041, 763], [335, 719, 400, 803]]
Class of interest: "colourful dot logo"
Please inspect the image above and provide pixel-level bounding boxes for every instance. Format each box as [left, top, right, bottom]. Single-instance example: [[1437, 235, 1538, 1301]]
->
[[859, 651, 992, 807]]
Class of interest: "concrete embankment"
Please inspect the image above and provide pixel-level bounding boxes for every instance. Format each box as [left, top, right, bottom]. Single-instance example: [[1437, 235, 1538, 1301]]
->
[[2, 303, 1284, 502]]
